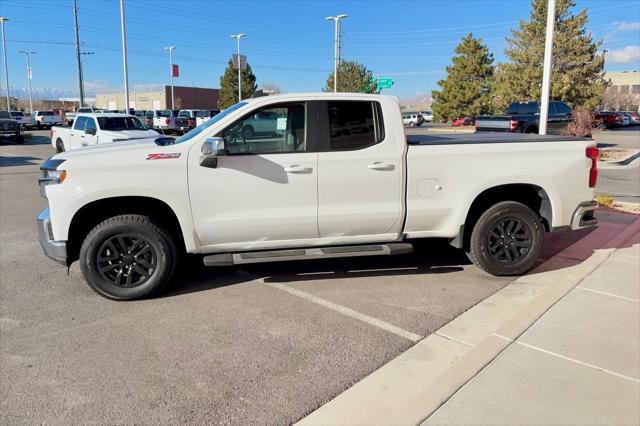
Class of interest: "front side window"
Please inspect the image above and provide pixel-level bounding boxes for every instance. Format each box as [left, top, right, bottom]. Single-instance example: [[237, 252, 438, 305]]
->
[[218, 103, 306, 154], [327, 101, 381, 151], [73, 116, 87, 130], [97, 116, 146, 131], [84, 118, 97, 131]]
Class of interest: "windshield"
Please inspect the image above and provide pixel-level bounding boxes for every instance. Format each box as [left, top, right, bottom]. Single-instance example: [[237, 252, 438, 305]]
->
[[39, 111, 54, 116], [97, 116, 147, 131], [179, 111, 191, 117], [157, 110, 172, 117], [174, 102, 247, 144], [195, 110, 209, 117], [11, 111, 24, 117], [0, 111, 10, 119]]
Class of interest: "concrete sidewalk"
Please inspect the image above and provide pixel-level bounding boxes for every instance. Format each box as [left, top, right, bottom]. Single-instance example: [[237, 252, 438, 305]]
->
[[424, 241, 639, 426], [299, 210, 640, 426]]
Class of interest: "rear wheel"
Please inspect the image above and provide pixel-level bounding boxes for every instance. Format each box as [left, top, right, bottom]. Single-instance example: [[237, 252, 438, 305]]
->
[[55, 139, 65, 153], [409, 121, 416, 127], [468, 201, 543, 276], [79, 215, 177, 300]]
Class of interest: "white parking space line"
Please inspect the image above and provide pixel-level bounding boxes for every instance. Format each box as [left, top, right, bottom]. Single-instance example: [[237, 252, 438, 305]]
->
[[493, 333, 640, 384], [576, 286, 640, 303], [265, 282, 423, 343]]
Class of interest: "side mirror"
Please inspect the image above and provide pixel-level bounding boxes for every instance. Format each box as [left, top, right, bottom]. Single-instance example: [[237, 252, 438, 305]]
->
[[200, 137, 227, 168], [85, 128, 96, 135]]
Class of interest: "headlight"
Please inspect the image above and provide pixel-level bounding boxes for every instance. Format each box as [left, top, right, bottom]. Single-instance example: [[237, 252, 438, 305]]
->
[[38, 159, 67, 198]]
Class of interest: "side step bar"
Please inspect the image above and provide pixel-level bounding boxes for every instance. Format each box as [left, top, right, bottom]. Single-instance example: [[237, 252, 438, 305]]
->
[[202, 243, 414, 267]]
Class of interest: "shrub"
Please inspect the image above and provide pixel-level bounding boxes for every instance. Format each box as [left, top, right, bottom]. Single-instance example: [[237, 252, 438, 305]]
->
[[560, 107, 600, 137]]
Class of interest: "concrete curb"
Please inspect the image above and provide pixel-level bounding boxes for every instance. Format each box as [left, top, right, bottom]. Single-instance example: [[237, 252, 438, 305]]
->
[[298, 216, 640, 426], [598, 149, 640, 169]]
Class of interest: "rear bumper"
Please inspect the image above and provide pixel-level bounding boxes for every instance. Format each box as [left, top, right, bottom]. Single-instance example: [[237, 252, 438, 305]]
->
[[570, 200, 598, 230], [37, 208, 67, 265]]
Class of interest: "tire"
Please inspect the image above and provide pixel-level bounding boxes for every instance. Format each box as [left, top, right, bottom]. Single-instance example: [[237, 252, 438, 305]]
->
[[79, 214, 177, 300], [409, 121, 416, 127], [55, 139, 65, 153], [468, 201, 543, 276], [525, 126, 537, 134], [242, 125, 254, 139]]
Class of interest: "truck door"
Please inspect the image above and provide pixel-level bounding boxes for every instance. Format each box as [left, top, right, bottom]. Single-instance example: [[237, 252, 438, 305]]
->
[[69, 116, 87, 150], [317, 100, 403, 242], [189, 101, 319, 250]]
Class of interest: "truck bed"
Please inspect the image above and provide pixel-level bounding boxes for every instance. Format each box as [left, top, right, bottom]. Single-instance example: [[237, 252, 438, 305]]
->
[[406, 132, 590, 146]]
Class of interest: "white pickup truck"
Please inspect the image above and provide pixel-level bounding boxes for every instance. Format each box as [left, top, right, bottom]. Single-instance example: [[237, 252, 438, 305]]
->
[[145, 109, 190, 135], [37, 93, 599, 300], [50, 113, 159, 152], [33, 110, 64, 129]]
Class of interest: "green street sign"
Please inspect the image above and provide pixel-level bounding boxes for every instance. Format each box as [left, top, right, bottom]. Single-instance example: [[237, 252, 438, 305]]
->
[[376, 77, 394, 89]]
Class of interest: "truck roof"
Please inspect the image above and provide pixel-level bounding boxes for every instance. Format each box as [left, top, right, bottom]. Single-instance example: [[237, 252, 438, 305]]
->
[[242, 92, 398, 105], [76, 113, 135, 118]]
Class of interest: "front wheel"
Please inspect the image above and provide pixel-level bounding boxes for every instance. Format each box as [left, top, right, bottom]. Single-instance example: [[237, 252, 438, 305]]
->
[[468, 201, 543, 276], [409, 121, 416, 127], [79, 215, 177, 300], [55, 139, 65, 153]]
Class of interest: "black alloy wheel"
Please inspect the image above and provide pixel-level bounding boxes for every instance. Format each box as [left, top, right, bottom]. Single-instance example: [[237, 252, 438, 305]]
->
[[486, 218, 532, 264], [96, 234, 157, 288]]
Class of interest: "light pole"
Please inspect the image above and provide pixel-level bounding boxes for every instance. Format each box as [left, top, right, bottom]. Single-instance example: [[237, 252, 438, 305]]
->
[[325, 14, 347, 93], [230, 34, 245, 102], [72, 0, 84, 107], [0, 17, 10, 111], [538, 0, 555, 135], [19, 51, 35, 113], [164, 46, 176, 109], [120, 0, 130, 113]]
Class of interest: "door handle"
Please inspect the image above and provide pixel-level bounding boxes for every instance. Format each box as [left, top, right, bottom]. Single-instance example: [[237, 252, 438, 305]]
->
[[368, 162, 395, 171], [284, 165, 312, 173]]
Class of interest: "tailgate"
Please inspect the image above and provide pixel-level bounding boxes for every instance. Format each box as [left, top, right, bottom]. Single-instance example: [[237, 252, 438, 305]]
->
[[475, 116, 512, 131]]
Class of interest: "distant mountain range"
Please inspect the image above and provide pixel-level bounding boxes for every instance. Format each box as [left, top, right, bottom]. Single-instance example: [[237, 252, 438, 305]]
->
[[0, 85, 88, 100]]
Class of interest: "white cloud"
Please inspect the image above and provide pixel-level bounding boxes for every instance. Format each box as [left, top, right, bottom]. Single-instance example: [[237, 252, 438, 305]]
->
[[83, 79, 111, 94], [132, 83, 164, 92], [612, 21, 640, 32], [605, 45, 640, 64]]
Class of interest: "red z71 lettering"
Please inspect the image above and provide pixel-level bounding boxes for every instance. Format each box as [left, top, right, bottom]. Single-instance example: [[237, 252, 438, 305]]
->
[[146, 153, 181, 160]]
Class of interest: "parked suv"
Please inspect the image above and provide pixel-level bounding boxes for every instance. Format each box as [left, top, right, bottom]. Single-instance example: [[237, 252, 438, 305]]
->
[[0, 110, 24, 144], [402, 113, 424, 127]]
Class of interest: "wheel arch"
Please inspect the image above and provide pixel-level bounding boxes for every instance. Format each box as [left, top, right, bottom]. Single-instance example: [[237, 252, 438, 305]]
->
[[451, 183, 552, 249], [66, 196, 188, 263]]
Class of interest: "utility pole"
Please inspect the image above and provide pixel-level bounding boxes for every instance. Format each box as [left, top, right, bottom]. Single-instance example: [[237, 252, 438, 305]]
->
[[119, 0, 129, 112], [164, 46, 175, 109], [325, 14, 347, 93], [19, 51, 35, 113], [539, 0, 555, 135], [73, 0, 85, 108], [230, 34, 245, 102], [0, 17, 10, 111]]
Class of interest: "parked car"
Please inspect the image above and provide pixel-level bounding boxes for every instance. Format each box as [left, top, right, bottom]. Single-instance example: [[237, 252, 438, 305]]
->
[[595, 111, 626, 129], [145, 109, 189, 135], [178, 109, 201, 130], [475, 101, 572, 134], [10, 111, 36, 129], [419, 110, 433, 122], [38, 93, 599, 300], [50, 113, 159, 152], [626, 111, 640, 125], [452, 117, 474, 127], [402, 113, 424, 127], [33, 110, 64, 129], [66, 107, 99, 126], [621, 111, 638, 126], [0, 110, 24, 144], [195, 109, 221, 127]]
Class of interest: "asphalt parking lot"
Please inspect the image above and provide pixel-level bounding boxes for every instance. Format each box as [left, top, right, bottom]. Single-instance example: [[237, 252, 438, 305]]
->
[[0, 130, 621, 424]]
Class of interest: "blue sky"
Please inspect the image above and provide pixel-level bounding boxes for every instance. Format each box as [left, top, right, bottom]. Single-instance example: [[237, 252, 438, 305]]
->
[[1, 0, 639, 101]]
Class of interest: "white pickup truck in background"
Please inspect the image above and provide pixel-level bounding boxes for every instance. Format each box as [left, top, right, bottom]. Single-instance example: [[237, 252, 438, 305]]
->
[[50, 113, 159, 152], [65, 107, 99, 126], [195, 109, 219, 126], [145, 109, 190, 135], [38, 93, 599, 300], [10, 111, 37, 129], [33, 110, 64, 129]]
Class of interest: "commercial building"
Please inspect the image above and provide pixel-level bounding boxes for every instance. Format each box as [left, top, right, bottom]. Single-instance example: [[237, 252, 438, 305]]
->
[[602, 71, 640, 112], [95, 86, 220, 110]]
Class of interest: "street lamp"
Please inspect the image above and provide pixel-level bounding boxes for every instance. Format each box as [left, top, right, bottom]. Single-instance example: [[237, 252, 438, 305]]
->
[[230, 34, 246, 102], [0, 17, 10, 111], [325, 14, 347, 93], [164, 46, 176, 109], [18, 51, 35, 113]]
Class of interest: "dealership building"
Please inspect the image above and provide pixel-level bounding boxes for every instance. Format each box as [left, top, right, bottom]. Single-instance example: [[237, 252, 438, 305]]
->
[[603, 71, 640, 112], [95, 85, 220, 110]]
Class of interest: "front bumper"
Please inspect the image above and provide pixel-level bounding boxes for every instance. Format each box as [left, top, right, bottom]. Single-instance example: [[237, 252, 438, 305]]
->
[[37, 208, 67, 265], [570, 200, 598, 230]]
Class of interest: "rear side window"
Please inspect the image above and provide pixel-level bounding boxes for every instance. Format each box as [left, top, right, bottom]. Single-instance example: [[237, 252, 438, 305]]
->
[[85, 118, 97, 131], [507, 103, 538, 115], [73, 116, 87, 130], [327, 101, 384, 151]]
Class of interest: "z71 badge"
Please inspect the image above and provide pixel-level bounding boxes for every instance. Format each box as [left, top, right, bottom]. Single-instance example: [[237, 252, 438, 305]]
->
[[146, 153, 181, 160]]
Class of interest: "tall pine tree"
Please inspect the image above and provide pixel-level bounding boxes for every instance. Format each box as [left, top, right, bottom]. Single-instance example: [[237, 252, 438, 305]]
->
[[323, 60, 378, 93], [218, 59, 258, 109], [431, 34, 494, 122], [492, 0, 607, 112]]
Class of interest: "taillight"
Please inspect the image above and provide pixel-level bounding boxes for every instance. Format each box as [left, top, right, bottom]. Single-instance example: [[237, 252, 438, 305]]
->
[[509, 119, 518, 131], [188, 119, 194, 127], [165, 118, 171, 125], [586, 146, 598, 188]]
